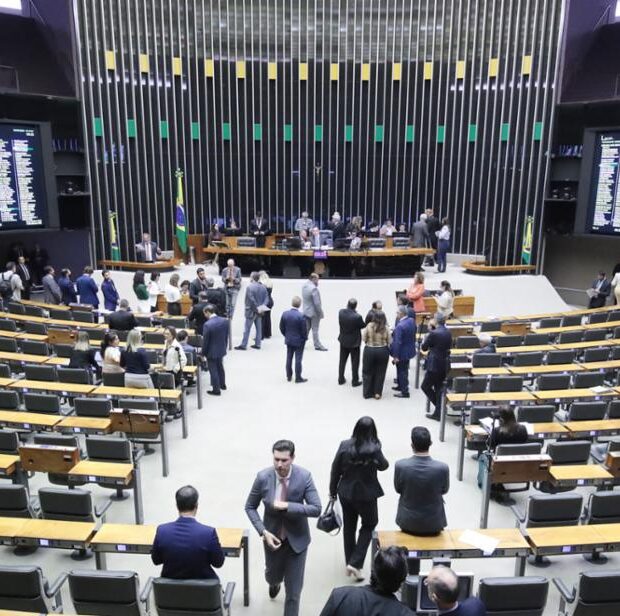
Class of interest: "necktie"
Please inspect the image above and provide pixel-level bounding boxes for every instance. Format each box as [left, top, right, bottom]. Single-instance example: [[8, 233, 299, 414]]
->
[[21, 266, 29, 281], [278, 477, 288, 540]]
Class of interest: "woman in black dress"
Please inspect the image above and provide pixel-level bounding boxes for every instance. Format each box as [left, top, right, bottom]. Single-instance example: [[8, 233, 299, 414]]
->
[[329, 416, 389, 582]]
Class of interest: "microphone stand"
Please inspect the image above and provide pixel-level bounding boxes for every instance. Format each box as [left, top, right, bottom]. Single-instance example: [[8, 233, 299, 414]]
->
[[456, 376, 474, 481]]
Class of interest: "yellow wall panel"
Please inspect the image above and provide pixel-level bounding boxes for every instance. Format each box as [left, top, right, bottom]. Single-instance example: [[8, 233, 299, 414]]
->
[[361, 63, 370, 81], [172, 57, 182, 76], [204, 59, 214, 77], [139, 54, 149, 73], [522, 55, 533, 75], [268, 62, 277, 80], [105, 50, 115, 71], [299, 62, 308, 80], [489, 58, 499, 77], [236, 60, 246, 79], [423, 62, 433, 80], [456, 60, 465, 79], [330, 63, 339, 81], [392, 63, 402, 81]]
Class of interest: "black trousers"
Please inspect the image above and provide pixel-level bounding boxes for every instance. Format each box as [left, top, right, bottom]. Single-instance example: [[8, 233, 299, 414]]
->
[[421, 370, 446, 413], [340, 496, 378, 570], [207, 357, 226, 393], [338, 345, 360, 383], [362, 346, 390, 398]]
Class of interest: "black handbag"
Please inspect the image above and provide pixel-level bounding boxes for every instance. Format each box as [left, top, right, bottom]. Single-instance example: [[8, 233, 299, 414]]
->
[[316, 498, 342, 535]]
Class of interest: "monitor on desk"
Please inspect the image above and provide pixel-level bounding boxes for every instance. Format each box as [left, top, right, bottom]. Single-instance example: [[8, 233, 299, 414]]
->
[[393, 236, 411, 248], [319, 230, 333, 247], [367, 238, 386, 249], [237, 236, 257, 248], [416, 572, 474, 613]]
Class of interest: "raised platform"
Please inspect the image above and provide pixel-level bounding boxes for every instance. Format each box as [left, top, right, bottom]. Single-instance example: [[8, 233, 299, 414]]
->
[[98, 259, 180, 272], [461, 260, 537, 275]]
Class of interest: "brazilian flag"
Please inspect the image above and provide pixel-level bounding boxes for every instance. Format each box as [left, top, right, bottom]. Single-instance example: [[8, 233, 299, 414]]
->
[[175, 169, 188, 255], [109, 212, 121, 261]]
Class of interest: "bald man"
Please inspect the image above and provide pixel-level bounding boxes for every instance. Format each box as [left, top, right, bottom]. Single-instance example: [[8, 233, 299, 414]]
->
[[426, 566, 486, 615]]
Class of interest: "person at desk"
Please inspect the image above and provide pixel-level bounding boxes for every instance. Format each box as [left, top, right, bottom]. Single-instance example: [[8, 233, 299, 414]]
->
[[120, 329, 154, 388], [222, 258, 242, 318], [309, 226, 322, 248], [152, 485, 225, 580], [189, 268, 209, 304], [132, 270, 150, 314], [58, 268, 78, 305], [68, 331, 99, 380], [41, 266, 61, 305], [588, 271, 611, 309], [294, 211, 314, 234], [379, 219, 396, 237], [136, 232, 162, 263], [406, 271, 426, 314], [394, 426, 450, 537], [488, 407, 528, 450], [319, 547, 412, 616], [421, 312, 452, 421], [338, 298, 365, 387], [345, 216, 363, 238], [250, 211, 269, 248], [102, 270, 120, 312], [76, 266, 99, 309], [108, 299, 139, 331], [475, 333, 496, 354], [202, 303, 230, 396], [245, 439, 321, 616], [101, 331, 123, 374], [329, 416, 389, 581], [207, 223, 223, 245], [425, 565, 486, 616], [165, 273, 182, 316], [328, 212, 346, 241]]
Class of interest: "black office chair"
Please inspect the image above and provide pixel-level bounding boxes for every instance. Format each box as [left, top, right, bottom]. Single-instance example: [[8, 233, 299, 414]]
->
[[148, 577, 235, 616], [480, 321, 504, 332], [589, 312, 609, 325], [73, 311, 95, 324], [590, 439, 620, 466], [0, 565, 67, 613], [57, 367, 92, 385], [0, 363, 10, 378], [455, 336, 482, 350], [136, 315, 153, 327], [0, 336, 19, 353], [85, 436, 135, 500], [608, 399, 620, 419], [558, 331, 583, 344], [562, 401, 607, 422], [512, 493, 583, 566], [472, 353, 503, 368], [103, 371, 126, 387], [0, 318, 17, 332], [524, 333, 549, 346], [489, 376, 523, 392], [24, 321, 47, 335], [496, 335, 523, 348], [583, 347, 610, 362], [24, 363, 57, 382], [0, 484, 38, 518], [512, 352, 544, 367], [50, 308, 71, 320], [53, 343, 74, 358], [561, 315, 583, 327], [74, 397, 112, 417], [581, 492, 620, 563], [0, 429, 19, 454], [546, 349, 575, 365], [452, 376, 487, 394], [20, 340, 49, 356], [536, 373, 571, 391], [7, 301, 25, 314], [608, 310, 620, 321], [24, 305, 45, 318], [611, 346, 620, 360], [539, 318, 561, 328], [144, 332, 165, 345], [87, 328, 105, 342], [144, 349, 161, 364], [584, 329, 607, 342], [187, 334, 203, 348], [467, 406, 497, 456], [68, 569, 149, 616], [553, 570, 620, 616], [537, 441, 592, 494], [614, 326, 620, 339], [161, 317, 188, 329], [478, 576, 549, 616], [24, 393, 63, 415], [0, 390, 20, 410], [572, 371, 606, 389], [516, 404, 556, 423]]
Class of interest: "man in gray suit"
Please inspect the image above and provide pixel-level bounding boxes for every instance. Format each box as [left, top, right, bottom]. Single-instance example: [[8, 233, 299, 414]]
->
[[42, 266, 62, 305], [394, 426, 449, 536], [245, 439, 321, 616], [301, 273, 327, 351], [411, 214, 430, 249], [235, 271, 269, 350], [221, 258, 242, 318]]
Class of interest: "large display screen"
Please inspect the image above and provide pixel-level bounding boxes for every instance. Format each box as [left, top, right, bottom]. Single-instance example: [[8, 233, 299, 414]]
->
[[587, 131, 620, 235], [0, 122, 49, 230]]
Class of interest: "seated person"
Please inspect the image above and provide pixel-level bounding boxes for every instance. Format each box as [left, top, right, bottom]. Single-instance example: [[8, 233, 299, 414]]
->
[[68, 331, 99, 380], [380, 219, 396, 237], [309, 226, 322, 249], [488, 407, 528, 450], [475, 333, 496, 354], [425, 565, 486, 616], [120, 329, 153, 388], [108, 299, 139, 331], [207, 223, 223, 245], [319, 547, 412, 616], [151, 485, 225, 579]]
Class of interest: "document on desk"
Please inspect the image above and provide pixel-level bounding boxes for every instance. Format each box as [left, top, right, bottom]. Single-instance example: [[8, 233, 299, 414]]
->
[[591, 385, 613, 394], [478, 417, 493, 432], [522, 422, 534, 435], [458, 530, 500, 556]]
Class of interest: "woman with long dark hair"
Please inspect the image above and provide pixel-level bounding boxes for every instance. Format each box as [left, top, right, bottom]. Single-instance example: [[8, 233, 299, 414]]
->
[[133, 270, 150, 314], [329, 416, 389, 582], [101, 330, 123, 374], [361, 310, 392, 399]]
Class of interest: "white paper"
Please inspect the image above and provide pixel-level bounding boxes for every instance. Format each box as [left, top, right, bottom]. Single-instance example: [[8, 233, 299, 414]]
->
[[522, 422, 534, 435], [457, 530, 500, 556], [479, 417, 494, 432], [591, 385, 612, 394]]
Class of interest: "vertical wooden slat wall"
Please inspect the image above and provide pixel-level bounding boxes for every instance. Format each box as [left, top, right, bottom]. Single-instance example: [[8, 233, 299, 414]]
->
[[75, 0, 562, 265]]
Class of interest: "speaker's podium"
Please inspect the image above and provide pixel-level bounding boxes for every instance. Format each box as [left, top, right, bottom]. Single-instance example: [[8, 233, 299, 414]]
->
[[19, 444, 80, 473]]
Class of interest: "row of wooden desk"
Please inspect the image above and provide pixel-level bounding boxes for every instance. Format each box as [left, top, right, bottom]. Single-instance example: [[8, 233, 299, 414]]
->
[[0, 518, 250, 607], [373, 522, 620, 576]]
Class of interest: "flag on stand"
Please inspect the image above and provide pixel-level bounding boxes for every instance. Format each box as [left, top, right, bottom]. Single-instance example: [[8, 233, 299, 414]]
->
[[109, 211, 121, 261], [175, 169, 188, 255], [521, 215, 533, 265]]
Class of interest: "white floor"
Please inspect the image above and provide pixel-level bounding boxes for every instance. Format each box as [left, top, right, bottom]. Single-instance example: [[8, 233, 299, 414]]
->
[[7, 263, 606, 616]]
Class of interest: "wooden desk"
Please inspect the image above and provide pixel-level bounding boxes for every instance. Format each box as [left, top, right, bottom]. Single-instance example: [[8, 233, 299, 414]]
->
[[0, 453, 19, 477], [525, 525, 607, 556], [21, 298, 70, 311], [581, 359, 620, 371], [67, 460, 133, 485], [44, 356, 70, 366], [507, 364, 585, 376], [92, 385, 181, 402], [548, 464, 614, 488], [14, 518, 96, 550], [532, 388, 618, 403], [554, 339, 620, 351], [0, 331, 21, 339], [0, 516, 28, 545], [99, 259, 180, 272], [563, 419, 620, 438], [470, 367, 511, 376], [0, 410, 61, 431], [0, 351, 53, 364], [92, 523, 251, 606], [447, 391, 536, 406], [0, 377, 16, 387], [16, 332, 48, 342], [495, 344, 558, 354], [56, 416, 112, 435], [8, 380, 96, 395]]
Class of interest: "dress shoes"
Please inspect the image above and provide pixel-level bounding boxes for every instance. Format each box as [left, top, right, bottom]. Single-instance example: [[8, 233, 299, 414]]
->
[[287, 376, 292, 382], [221, 385, 227, 390], [269, 584, 281, 599], [234, 345, 246, 350], [392, 386, 401, 391], [346, 565, 365, 582], [394, 393, 410, 398], [315, 346, 328, 351], [352, 381, 362, 387], [338, 378, 346, 385], [425, 413, 440, 421], [250, 344, 261, 349], [207, 390, 221, 396], [295, 378, 308, 383]]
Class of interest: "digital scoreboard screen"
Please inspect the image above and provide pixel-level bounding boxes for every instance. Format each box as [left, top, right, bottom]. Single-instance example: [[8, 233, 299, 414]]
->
[[588, 131, 620, 235], [0, 123, 48, 230]]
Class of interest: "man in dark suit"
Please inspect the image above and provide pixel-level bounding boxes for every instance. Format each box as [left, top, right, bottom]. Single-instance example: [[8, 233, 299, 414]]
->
[[76, 266, 99, 309], [189, 291, 209, 335], [108, 299, 138, 331], [250, 212, 269, 248], [426, 565, 486, 615], [390, 306, 416, 398], [205, 277, 227, 317], [136, 232, 161, 263], [151, 485, 225, 579], [588, 271, 611, 308], [338, 298, 365, 386], [189, 268, 209, 304], [235, 271, 268, 350], [16, 256, 32, 300], [425, 209, 440, 266], [421, 312, 452, 421], [245, 440, 321, 616], [319, 547, 413, 616], [279, 296, 308, 383], [395, 427, 449, 537], [202, 303, 230, 396]]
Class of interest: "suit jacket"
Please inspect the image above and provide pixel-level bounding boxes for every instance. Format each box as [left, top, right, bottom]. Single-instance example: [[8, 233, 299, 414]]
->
[[475, 343, 496, 354], [421, 325, 452, 374], [319, 586, 414, 616], [76, 274, 99, 308], [58, 276, 78, 305], [221, 265, 241, 290], [411, 221, 430, 248], [338, 308, 365, 348], [244, 281, 268, 319], [42, 274, 62, 304], [205, 288, 227, 316], [302, 281, 323, 319], [189, 301, 209, 334], [108, 310, 138, 332], [446, 598, 487, 616], [16, 263, 32, 288], [136, 240, 160, 262], [189, 277, 209, 304], [279, 308, 307, 348], [329, 438, 389, 501], [250, 218, 269, 234], [101, 279, 119, 311], [245, 464, 321, 554], [202, 315, 229, 359], [589, 278, 611, 308], [390, 316, 416, 361], [394, 455, 449, 534], [151, 516, 225, 580], [329, 221, 346, 240], [426, 215, 440, 240]]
